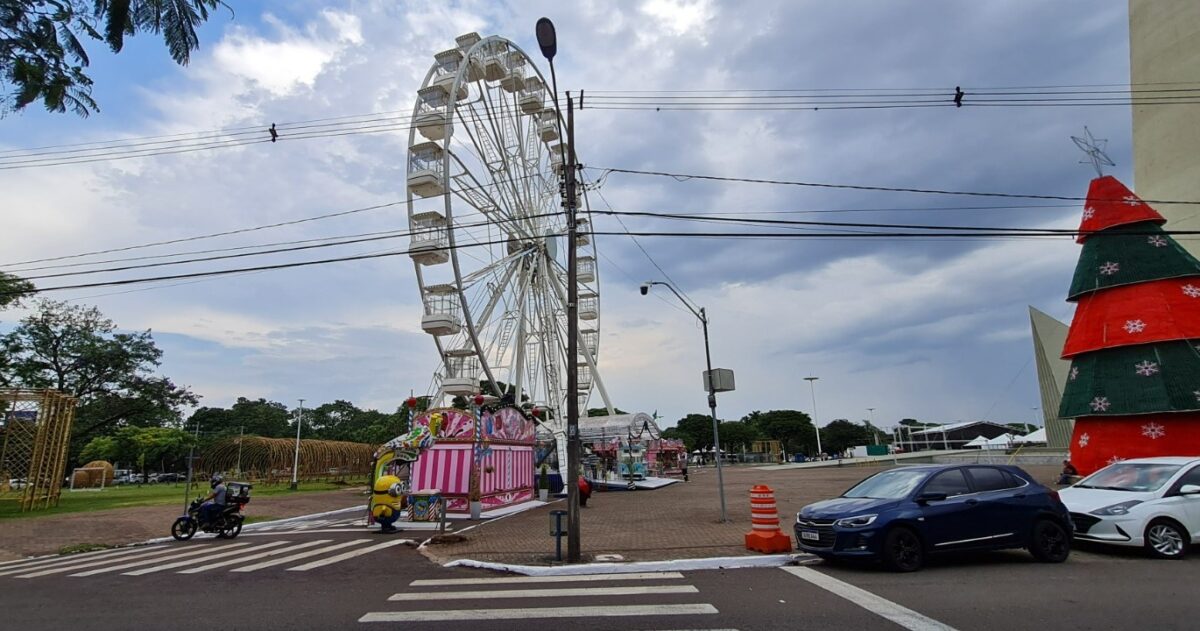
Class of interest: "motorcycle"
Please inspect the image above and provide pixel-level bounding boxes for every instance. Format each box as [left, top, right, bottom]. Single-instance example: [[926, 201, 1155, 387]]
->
[[171, 481, 252, 541]]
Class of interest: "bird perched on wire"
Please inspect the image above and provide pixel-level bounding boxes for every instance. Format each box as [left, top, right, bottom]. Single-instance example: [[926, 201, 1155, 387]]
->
[[269, 123, 278, 142], [954, 87, 964, 108]]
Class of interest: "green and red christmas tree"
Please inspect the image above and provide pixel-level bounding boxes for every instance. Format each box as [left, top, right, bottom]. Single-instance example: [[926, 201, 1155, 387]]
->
[[1059, 176, 1200, 474]]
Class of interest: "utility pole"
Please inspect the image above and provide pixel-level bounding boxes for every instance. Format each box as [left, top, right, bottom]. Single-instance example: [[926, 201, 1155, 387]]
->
[[235, 426, 244, 477], [805, 377, 823, 457], [536, 17, 581, 563], [291, 398, 304, 490], [182, 417, 200, 512]]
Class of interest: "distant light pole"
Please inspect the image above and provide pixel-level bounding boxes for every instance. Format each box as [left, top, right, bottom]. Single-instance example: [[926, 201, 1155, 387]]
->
[[641, 280, 727, 522], [867, 407, 878, 445], [804, 377, 823, 457], [290, 398, 305, 490], [1032, 406, 1041, 431]]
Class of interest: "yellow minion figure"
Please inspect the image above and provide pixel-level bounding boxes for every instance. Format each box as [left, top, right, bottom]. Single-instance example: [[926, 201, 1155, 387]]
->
[[371, 474, 404, 533]]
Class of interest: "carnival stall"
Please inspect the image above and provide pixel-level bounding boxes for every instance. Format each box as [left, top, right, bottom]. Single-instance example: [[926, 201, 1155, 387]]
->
[[576, 413, 687, 481]]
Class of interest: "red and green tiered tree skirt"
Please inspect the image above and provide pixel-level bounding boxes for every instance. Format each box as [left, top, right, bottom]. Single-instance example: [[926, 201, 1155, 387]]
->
[[1059, 175, 1200, 474]]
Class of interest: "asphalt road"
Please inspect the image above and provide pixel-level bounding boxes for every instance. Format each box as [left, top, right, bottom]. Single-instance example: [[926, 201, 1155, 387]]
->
[[2, 514, 1198, 630]]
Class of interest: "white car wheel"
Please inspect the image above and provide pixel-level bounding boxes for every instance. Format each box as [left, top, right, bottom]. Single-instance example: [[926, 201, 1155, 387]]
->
[[1145, 520, 1188, 559]]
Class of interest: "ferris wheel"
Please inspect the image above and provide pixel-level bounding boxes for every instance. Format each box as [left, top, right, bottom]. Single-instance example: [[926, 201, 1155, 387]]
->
[[406, 32, 615, 438]]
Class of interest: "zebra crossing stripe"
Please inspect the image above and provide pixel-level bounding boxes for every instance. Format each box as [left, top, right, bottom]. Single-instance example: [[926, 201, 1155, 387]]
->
[[409, 572, 687, 586], [286, 539, 408, 571], [359, 604, 719, 623], [11, 546, 194, 578], [121, 541, 293, 575], [0, 546, 160, 577], [230, 540, 370, 572], [176, 540, 332, 574], [65, 543, 257, 577], [388, 585, 699, 601]]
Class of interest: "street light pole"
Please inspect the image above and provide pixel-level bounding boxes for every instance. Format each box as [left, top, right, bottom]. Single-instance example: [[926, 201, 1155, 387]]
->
[[536, 17, 584, 562], [804, 377, 823, 457], [867, 407, 877, 445], [640, 280, 727, 522], [291, 398, 304, 490]]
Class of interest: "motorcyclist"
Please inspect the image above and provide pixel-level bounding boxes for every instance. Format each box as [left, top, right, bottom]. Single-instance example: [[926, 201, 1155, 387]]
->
[[200, 474, 227, 525]]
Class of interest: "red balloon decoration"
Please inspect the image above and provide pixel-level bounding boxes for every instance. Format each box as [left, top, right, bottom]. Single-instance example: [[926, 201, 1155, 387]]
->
[[473, 393, 485, 406], [405, 397, 418, 409]]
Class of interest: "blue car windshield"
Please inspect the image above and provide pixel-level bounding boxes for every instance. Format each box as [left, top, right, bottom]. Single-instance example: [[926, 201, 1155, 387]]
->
[[842, 469, 927, 499]]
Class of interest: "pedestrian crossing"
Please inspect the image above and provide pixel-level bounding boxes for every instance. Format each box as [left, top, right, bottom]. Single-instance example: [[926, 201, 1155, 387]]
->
[[247, 515, 449, 534], [359, 571, 727, 625], [0, 538, 410, 579]]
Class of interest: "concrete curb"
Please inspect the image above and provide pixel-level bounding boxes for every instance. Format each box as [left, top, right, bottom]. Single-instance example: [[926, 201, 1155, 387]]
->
[[442, 552, 815, 576]]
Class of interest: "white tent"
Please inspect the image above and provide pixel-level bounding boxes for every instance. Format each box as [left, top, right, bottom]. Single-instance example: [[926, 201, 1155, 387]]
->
[[982, 433, 1016, 450], [963, 435, 990, 448], [1013, 427, 1047, 444]]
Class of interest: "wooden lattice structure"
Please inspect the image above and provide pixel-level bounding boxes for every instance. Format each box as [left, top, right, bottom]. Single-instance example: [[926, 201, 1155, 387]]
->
[[202, 437, 375, 484], [0, 389, 77, 511]]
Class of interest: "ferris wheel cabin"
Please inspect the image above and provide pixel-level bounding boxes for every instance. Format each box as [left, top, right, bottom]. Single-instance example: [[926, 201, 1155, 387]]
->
[[415, 85, 452, 141], [421, 284, 462, 336], [579, 291, 599, 321], [577, 255, 595, 283], [581, 328, 599, 357], [499, 52, 527, 93], [519, 76, 546, 115], [538, 108, 559, 142], [455, 32, 486, 81], [431, 50, 469, 101], [408, 211, 449, 266], [442, 349, 480, 396], [408, 142, 445, 198]]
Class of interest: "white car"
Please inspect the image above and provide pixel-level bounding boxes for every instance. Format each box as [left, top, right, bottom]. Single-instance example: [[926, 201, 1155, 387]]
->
[[1060, 456, 1200, 559]]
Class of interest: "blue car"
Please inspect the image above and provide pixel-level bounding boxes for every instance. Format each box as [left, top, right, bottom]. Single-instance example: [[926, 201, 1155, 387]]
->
[[795, 464, 1072, 571]]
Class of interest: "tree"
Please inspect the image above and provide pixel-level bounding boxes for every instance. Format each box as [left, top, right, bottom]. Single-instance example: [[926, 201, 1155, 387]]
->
[[0, 271, 33, 310], [660, 427, 692, 450], [185, 397, 290, 439], [672, 413, 715, 451], [1, 0, 228, 117], [821, 419, 873, 455], [0, 299, 196, 460], [1056, 175, 1200, 473], [587, 407, 628, 417], [716, 420, 759, 452], [743, 409, 816, 456]]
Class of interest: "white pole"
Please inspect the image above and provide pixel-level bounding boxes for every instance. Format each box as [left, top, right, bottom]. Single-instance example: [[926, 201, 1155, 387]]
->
[[236, 426, 244, 477], [805, 377, 822, 457], [291, 399, 304, 490], [867, 408, 878, 445]]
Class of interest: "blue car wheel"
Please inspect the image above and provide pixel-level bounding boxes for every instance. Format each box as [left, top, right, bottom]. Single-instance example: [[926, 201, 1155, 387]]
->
[[881, 527, 923, 572]]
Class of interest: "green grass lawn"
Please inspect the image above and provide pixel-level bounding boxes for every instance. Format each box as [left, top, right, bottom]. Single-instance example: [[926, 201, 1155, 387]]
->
[[0, 480, 365, 520]]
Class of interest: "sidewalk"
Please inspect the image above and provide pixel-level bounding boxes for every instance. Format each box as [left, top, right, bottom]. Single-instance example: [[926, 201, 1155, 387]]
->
[[421, 462, 1061, 566]]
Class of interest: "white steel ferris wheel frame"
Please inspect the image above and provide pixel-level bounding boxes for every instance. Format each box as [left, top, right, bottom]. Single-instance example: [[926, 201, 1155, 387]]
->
[[406, 34, 615, 444]]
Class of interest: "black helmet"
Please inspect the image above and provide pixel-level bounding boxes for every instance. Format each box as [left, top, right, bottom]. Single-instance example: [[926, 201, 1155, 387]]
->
[[210, 473, 224, 488]]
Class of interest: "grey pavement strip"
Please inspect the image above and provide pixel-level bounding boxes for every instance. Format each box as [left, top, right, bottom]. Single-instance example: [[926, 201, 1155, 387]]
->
[[359, 604, 720, 623], [389, 585, 700, 601], [780, 566, 959, 631]]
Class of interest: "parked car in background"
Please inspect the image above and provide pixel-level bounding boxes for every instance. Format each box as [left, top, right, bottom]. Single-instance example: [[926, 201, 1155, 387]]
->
[[794, 464, 1072, 571], [1060, 456, 1200, 559], [153, 473, 185, 483]]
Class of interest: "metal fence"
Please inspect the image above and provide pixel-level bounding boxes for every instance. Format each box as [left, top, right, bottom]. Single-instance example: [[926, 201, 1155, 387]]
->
[[0, 389, 78, 511]]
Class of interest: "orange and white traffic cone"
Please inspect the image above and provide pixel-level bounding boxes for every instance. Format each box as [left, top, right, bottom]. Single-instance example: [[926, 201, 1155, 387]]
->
[[744, 484, 792, 553]]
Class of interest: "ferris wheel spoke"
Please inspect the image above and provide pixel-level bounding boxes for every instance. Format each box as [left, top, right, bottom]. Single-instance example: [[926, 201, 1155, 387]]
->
[[470, 86, 541, 239], [447, 153, 530, 240]]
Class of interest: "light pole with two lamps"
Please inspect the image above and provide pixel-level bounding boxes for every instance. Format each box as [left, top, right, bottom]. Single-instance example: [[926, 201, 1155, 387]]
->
[[640, 281, 729, 522], [804, 377, 823, 458]]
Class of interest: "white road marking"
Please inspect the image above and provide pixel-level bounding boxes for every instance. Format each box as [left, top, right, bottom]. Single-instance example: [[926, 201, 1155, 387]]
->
[[243, 528, 368, 536], [359, 604, 719, 623], [176, 540, 330, 574], [11, 546, 191, 578], [410, 571, 687, 586], [0, 546, 159, 576], [64, 543, 257, 577], [286, 539, 408, 571], [119, 540, 292, 575], [780, 566, 959, 631], [388, 585, 699, 601], [230, 540, 370, 572]]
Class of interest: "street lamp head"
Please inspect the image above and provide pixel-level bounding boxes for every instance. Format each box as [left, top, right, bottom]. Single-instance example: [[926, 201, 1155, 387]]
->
[[804, 376, 819, 382], [639, 283, 650, 296], [535, 17, 557, 60]]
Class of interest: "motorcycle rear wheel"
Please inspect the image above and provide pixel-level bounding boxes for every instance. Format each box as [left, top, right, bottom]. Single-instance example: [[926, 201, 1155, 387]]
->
[[217, 516, 243, 539], [171, 517, 197, 541]]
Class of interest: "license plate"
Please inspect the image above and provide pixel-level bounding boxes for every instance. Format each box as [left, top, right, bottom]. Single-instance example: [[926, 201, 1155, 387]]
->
[[800, 530, 820, 541]]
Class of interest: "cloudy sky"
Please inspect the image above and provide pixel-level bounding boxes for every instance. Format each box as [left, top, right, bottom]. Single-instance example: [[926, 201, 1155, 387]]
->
[[0, 0, 1136, 431]]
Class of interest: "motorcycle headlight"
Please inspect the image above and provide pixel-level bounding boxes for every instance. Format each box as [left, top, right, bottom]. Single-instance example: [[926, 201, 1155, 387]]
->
[[1090, 500, 1143, 516], [834, 514, 878, 528]]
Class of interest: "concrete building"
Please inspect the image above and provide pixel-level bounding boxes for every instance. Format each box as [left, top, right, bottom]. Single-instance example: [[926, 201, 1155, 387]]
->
[[1129, 0, 1200, 257]]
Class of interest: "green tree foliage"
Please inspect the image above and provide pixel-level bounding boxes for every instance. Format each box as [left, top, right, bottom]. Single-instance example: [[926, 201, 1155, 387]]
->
[[186, 397, 290, 438], [660, 427, 692, 450], [0, 271, 33, 310], [0, 299, 196, 460], [821, 419, 874, 455], [1, 0, 228, 116], [78, 426, 191, 475], [672, 413, 716, 450], [586, 407, 628, 417], [186, 398, 409, 447], [716, 420, 760, 452], [742, 409, 816, 456], [78, 434, 117, 462]]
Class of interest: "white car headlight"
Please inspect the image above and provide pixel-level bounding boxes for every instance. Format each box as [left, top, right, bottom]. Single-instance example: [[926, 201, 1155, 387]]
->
[[1090, 500, 1143, 516], [834, 514, 878, 528]]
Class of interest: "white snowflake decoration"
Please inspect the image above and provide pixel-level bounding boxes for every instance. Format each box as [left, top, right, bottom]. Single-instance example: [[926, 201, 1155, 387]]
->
[[1123, 195, 1142, 206], [1078, 433, 1090, 448], [1107, 455, 1126, 465], [1183, 284, 1200, 298], [1099, 261, 1120, 276], [1069, 366, 1079, 381], [1141, 422, 1166, 440], [1124, 319, 1147, 334], [1090, 396, 1111, 412], [1082, 206, 1096, 220], [1135, 360, 1160, 377], [1194, 390, 1200, 403], [1148, 235, 1168, 247]]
